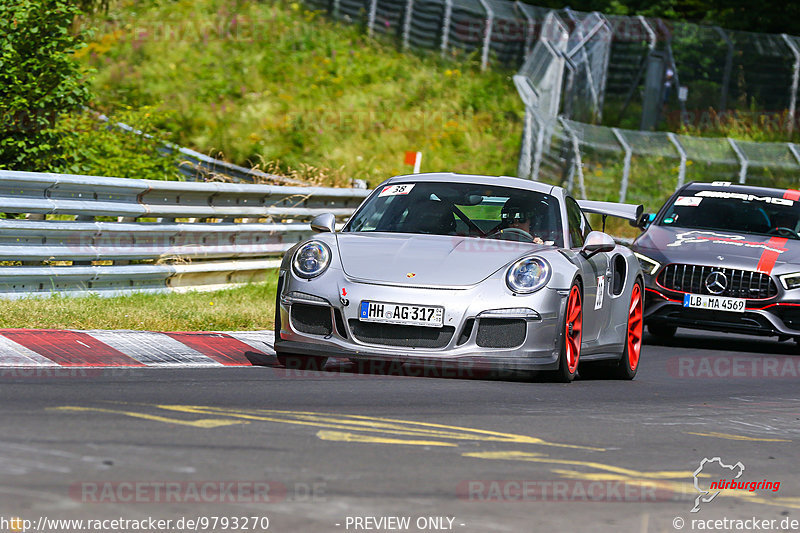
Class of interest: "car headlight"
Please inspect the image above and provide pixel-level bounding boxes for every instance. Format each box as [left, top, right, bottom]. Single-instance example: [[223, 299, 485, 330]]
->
[[779, 272, 800, 290], [292, 241, 331, 279], [633, 252, 661, 275], [506, 257, 550, 294]]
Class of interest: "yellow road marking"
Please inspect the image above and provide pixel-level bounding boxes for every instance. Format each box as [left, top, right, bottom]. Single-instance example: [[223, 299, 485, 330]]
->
[[154, 405, 605, 451], [462, 451, 693, 479], [687, 431, 791, 442], [50, 406, 248, 428], [316, 430, 457, 447], [54, 403, 602, 450]]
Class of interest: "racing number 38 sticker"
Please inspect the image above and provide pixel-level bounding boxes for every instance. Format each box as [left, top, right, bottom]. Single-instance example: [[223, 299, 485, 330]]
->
[[379, 184, 415, 197]]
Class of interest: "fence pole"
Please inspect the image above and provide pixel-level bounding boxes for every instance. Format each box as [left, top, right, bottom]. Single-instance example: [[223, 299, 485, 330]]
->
[[787, 143, 800, 168], [667, 132, 688, 189], [518, 108, 534, 179], [595, 14, 612, 124], [611, 128, 632, 203], [713, 27, 734, 112], [638, 15, 656, 50], [782, 34, 800, 134], [440, 0, 453, 57], [367, 0, 377, 37], [559, 117, 587, 200], [532, 115, 546, 181], [402, 0, 414, 50], [478, 0, 494, 71], [332, 0, 340, 18], [727, 137, 749, 184], [516, 1, 536, 55]]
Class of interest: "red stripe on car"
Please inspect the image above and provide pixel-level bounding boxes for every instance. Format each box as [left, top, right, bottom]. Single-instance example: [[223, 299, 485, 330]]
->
[[755, 237, 788, 275], [164, 332, 257, 366], [783, 189, 800, 201], [0, 329, 145, 367]]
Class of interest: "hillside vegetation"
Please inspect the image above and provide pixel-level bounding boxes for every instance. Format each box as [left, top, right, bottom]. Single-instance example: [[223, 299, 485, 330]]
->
[[79, 0, 522, 186]]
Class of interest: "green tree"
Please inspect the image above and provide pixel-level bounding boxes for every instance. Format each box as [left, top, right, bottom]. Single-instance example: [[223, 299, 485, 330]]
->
[[0, 0, 92, 170]]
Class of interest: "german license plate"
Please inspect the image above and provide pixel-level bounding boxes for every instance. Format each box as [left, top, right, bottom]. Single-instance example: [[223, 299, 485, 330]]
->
[[683, 294, 746, 313], [359, 301, 444, 328]]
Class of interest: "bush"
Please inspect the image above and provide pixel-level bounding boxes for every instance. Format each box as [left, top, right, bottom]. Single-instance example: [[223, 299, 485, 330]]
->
[[0, 0, 92, 170], [50, 108, 183, 180]]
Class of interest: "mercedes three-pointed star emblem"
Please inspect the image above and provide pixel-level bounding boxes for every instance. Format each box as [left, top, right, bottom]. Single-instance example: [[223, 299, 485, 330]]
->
[[705, 271, 728, 295]]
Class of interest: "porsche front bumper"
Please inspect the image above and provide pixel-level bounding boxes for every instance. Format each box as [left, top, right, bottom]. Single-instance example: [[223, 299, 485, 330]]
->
[[274, 269, 568, 372]]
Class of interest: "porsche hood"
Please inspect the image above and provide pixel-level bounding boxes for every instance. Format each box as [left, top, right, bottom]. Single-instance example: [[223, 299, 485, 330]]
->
[[633, 225, 800, 273], [335, 233, 541, 286]]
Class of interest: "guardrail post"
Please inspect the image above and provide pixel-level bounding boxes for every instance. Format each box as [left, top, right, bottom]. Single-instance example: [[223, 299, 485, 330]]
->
[[727, 137, 749, 184], [667, 132, 688, 189], [440, 0, 452, 57], [611, 128, 632, 203], [782, 34, 800, 134]]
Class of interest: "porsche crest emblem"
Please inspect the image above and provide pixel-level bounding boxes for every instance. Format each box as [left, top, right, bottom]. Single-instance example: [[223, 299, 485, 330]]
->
[[406, 272, 416, 278]]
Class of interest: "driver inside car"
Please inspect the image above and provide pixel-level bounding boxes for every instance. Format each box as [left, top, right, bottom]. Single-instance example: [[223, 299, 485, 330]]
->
[[500, 197, 545, 244]]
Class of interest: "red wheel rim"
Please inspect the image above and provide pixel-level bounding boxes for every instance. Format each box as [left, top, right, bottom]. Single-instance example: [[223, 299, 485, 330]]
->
[[627, 283, 644, 371], [565, 285, 582, 374]]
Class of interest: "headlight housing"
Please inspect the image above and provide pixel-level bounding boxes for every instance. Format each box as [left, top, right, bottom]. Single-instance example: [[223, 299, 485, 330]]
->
[[633, 252, 661, 275], [779, 272, 800, 290], [506, 257, 550, 294], [292, 241, 331, 279]]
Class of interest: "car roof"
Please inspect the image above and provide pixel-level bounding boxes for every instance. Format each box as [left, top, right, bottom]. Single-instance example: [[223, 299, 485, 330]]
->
[[383, 173, 559, 196], [681, 181, 798, 198]]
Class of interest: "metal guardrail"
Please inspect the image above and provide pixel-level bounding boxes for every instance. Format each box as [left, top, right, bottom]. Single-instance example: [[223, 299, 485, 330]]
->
[[0, 170, 370, 299]]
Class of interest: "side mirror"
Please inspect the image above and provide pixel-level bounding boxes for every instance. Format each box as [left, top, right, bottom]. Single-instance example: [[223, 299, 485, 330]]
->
[[581, 231, 615, 258], [310, 213, 336, 233]]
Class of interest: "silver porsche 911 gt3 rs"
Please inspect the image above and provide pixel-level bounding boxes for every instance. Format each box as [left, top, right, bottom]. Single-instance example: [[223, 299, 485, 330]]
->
[[275, 173, 645, 382]]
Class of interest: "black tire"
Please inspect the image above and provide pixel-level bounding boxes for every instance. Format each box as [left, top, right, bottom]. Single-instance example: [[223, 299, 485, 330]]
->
[[277, 354, 328, 371], [553, 281, 583, 383], [647, 323, 676, 339]]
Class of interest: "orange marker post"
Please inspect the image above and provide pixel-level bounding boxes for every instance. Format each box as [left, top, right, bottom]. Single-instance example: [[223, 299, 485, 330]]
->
[[404, 151, 422, 174]]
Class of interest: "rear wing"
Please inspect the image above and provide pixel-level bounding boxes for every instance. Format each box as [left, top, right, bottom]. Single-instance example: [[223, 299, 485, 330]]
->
[[577, 200, 644, 227]]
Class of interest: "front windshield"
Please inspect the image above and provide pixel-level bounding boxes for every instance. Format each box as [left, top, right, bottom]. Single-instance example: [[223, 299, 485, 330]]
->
[[344, 182, 563, 246], [659, 190, 800, 239]]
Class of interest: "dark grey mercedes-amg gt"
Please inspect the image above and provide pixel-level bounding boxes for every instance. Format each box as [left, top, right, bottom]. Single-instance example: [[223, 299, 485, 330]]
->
[[631, 181, 800, 343]]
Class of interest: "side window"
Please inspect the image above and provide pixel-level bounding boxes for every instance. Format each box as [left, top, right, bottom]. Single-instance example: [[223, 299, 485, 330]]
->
[[565, 197, 592, 248]]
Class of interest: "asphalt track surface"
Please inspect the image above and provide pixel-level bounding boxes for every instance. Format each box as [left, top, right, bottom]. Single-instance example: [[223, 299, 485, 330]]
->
[[1, 330, 798, 533]]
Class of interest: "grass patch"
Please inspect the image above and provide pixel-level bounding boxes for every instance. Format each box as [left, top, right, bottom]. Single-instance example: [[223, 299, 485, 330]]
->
[[0, 273, 279, 331], [78, 0, 522, 187]]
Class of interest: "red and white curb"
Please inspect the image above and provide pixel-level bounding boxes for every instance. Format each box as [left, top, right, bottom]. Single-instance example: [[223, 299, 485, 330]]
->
[[0, 329, 276, 367]]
